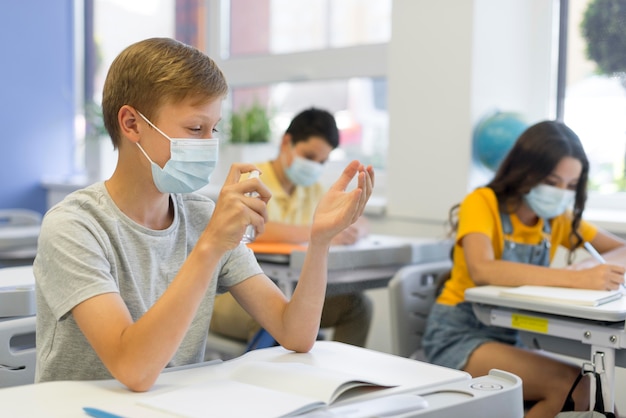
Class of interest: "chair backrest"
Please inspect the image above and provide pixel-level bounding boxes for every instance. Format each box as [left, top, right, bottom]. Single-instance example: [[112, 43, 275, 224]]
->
[[205, 332, 248, 361], [0, 210, 41, 227], [388, 260, 452, 359], [0, 315, 36, 388], [0, 209, 41, 265]]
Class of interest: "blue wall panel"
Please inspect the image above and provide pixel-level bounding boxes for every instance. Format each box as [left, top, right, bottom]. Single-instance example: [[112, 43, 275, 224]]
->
[[0, 1, 75, 214]]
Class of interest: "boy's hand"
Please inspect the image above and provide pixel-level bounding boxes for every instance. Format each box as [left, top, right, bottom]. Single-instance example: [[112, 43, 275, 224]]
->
[[202, 163, 271, 252], [331, 217, 369, 246], [311, 161, 374, 246]]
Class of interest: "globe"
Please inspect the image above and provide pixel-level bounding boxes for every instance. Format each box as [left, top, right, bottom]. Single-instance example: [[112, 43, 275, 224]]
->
[[473, 111, 528, 172]]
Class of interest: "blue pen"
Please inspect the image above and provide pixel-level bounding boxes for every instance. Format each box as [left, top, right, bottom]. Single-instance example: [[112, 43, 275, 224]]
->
[[83, 407, 125, 418]]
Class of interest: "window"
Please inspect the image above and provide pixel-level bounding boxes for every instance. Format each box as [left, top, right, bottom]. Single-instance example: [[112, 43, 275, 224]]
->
[[559, 0, 626, 210], [225, 0, 390, 57], [210, 0, 391, 175], [80, 0, 390, 187], [227, 78, 388, 168], [80, 0, 204, 181]]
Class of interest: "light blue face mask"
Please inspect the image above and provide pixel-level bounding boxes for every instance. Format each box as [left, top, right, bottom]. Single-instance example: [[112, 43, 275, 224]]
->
[[523, 184, 576, 219], [137, 112, 219, 193], [285, 155, 324, 187]]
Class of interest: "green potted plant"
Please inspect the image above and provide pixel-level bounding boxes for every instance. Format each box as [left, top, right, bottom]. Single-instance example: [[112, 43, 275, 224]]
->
[[212, 101, 275, 187], [581, 0, 626, 188], [228, 101, 272, 144], [581, 0, 626, 87]]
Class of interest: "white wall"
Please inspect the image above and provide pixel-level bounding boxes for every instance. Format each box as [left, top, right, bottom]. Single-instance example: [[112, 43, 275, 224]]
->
[[384, 0, 557, 235]]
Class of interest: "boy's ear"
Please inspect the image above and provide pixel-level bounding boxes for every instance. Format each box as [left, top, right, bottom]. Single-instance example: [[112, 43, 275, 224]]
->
[[118, 105, 141, 143], [280, 133, 292, 150]]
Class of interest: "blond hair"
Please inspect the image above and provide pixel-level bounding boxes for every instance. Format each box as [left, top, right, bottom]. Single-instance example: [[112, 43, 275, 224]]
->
[[102, 37, 228, 148]]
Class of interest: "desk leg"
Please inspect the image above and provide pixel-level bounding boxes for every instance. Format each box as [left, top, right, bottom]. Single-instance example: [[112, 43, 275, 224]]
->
[[591, 346, 615, 413]]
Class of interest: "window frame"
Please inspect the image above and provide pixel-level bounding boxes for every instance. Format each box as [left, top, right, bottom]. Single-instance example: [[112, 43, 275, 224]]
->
[[205, 1, 389, 84]]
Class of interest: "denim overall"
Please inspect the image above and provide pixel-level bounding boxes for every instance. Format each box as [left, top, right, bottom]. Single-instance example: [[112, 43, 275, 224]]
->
[[500, 212, 551, 267], [423, 211, 553, 369]]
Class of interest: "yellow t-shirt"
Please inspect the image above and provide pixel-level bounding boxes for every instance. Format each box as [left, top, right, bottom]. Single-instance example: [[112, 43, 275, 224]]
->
[[255, 161, 325, 225], [436, 187, 598, 306]]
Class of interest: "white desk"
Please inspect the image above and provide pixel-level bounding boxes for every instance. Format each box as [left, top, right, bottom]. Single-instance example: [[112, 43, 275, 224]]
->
[[0, 341, 523, 418], [260, 262, 405, 297], [466, 285, 626, 412], [258, 235, 452, 297]]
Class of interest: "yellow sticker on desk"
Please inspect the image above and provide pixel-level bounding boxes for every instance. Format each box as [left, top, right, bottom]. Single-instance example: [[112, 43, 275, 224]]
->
[[511, 314, 548, 333]]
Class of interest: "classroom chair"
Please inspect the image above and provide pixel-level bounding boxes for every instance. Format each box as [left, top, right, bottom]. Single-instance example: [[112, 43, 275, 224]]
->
[[0, 316, 36, 388], [205, 332, 248, 361], [388, 260, 452, 359], [205, 328, 279, 361], [0, 209, 41, 268]]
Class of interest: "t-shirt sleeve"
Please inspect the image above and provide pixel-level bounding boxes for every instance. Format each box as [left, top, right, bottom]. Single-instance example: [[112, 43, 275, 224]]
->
[[34, 207, 118, 321], [456, 188, 500, 246], [578, 219, 598, 243], [217, 243, 264, 293]]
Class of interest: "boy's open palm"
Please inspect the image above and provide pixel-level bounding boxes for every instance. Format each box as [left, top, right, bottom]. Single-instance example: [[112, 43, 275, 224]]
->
[[312, 160, 374, 244]]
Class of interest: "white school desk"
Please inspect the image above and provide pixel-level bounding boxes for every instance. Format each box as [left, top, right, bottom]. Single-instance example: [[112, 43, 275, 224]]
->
[[259, 262, 404, 297], [257, 235, 452, 297], [465, 285, 626, 412], [0, 341, 523, 418]]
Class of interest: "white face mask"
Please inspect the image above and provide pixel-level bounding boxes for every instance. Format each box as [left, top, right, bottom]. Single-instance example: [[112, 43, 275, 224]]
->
[[137, 112, 219, 193], [285, 156, 324, 187], [523, 184, 576, 219]]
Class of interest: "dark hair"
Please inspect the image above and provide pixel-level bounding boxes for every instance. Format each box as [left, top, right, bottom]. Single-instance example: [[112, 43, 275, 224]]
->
[[285, 108, 340, 149], [449, 120, 590, 263]]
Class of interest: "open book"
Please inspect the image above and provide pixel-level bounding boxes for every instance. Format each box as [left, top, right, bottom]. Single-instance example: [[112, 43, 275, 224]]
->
[[139, 361, 396, 418], [500, 285, 623, 307]]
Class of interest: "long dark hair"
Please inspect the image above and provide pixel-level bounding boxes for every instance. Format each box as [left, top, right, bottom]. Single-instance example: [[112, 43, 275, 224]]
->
[[449, 120, 589, 263]]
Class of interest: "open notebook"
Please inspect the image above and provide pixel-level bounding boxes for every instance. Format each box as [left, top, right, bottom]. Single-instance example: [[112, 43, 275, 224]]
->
[[139, 361, 397, 418], [499, 285, 623, 307]]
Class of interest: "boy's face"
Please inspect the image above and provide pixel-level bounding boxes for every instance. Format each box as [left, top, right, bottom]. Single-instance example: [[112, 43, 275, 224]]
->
[[142, 98, 222, 168], [284, 136, 334, 167]]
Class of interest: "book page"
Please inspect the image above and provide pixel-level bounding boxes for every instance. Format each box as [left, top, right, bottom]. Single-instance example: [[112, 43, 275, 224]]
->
[[230, 361, 394, 404], [138, 361, 396, 417], [500, 285, 623, 307], [139, 379, 324, 418]]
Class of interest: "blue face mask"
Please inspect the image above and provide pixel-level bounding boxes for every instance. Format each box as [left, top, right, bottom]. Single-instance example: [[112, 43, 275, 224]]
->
[[285, 156, 324, 187], [137, 112, 219, 193], [523, 184, 576, 219]]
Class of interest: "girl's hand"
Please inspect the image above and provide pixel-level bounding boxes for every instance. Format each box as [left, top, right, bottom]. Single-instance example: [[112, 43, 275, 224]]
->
[[575, 263, 625, 291]]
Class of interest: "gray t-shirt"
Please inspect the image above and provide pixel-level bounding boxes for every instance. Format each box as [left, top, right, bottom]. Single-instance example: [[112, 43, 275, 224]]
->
[[34, 182, 262, 382]]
